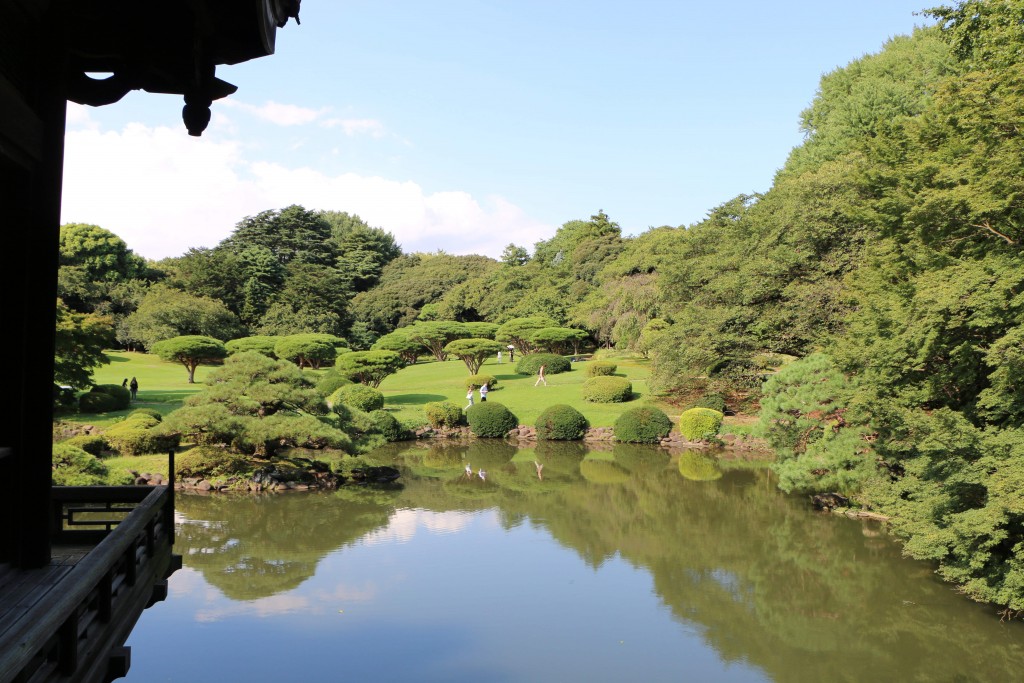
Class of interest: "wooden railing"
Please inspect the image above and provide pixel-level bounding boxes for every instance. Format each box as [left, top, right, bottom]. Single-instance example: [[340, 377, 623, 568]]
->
[[0, 485, 178, 683]]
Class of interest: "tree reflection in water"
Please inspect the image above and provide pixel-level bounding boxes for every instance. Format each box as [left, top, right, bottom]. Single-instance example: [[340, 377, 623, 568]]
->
[[173, 441, 1024, 681]]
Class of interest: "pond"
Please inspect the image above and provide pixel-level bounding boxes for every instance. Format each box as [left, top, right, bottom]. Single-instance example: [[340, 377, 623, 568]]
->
[[123, 442, 1023, 682]]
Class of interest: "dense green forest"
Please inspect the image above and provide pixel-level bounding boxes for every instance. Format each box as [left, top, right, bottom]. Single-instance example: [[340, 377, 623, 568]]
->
[[55, 2, 1024, 612]]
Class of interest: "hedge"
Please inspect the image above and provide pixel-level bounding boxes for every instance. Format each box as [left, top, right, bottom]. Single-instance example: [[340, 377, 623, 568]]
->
[[92, 384, 132, 409], [465, 374, 497, 390], [63, 434, 108, 457], [535, 404, 589, 441], [466, 402, 518, 437], [679, 408, 724, 442], [52, 443, 109, 485], [694, 393, 727, 413], [175, 446, 252, 479], [585, 361, 617, 377], [581, 376, 633, 403], [516, 353, 571, 376], [368, 410, 404, 441], [614, 406, 672, 443], [424, 401, 464, 428], [330, 384, 384, 412], [317, 370, 354, 397], [103, 414, 181, 456]]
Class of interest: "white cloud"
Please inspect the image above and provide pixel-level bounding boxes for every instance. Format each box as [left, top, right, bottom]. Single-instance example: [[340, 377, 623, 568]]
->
[[61, 120, 552, 260], [221, 99, 329, 126], [321, 117, 386, 137], [359, 509, 474, 546]]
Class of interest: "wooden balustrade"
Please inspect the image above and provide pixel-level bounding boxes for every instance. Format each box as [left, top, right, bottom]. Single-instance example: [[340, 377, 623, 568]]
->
[[0, 485, 178, 683]]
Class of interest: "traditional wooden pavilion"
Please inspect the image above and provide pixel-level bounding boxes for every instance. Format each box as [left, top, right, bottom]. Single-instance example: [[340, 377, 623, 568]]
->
[[0, 2, 299, 681]]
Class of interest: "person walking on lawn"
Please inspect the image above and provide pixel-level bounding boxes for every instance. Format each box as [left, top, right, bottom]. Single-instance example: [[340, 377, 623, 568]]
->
[[534, 364, 547, 386]]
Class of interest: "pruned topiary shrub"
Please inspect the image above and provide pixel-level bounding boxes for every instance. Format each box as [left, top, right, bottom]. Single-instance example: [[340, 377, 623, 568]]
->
[[91, 384, 132, 409], [368, 410, 404, 441], [614, 406, 672, 443], [317, 370, 354, 397], [130, 407, 163, 421], [465, 374, 497, 390], [52, 443, 109, 485], [679, 407, 724, 442], [104, 414, 181, 456], [581, 376, 633, 403], [694, 393, 727, 413], [466, 402, 518, 437], [79, 391, 120, 413], [585, 361, 617, 377], [424, 401, 464, 428], [175, 446, 252, 479], [331, 384, 384, 412], [535, 404, 589, 440], [678, 451, 723, 481], [63, 434, 108, 456], [516, 353, 571, 376]]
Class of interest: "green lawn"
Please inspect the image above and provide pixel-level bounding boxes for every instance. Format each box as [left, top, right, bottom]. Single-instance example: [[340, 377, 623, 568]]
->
[[75, 349, 677, 429], [378, 352, 672, 428], [78, 350, 211, 426]]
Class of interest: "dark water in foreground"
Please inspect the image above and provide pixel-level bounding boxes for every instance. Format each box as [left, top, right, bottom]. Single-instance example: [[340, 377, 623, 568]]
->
[[124, 442, 1023, 682]]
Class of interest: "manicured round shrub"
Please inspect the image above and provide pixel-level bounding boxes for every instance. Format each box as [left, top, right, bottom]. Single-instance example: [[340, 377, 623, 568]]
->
[[580, 376, 633, 403], [226, 336, 279, 358], [585, 361, 617, 377], [79, 391, 119, 413], [63, 434, 108, 456], [614, 406, 672, 443], [368, 410, 403, 441], [52, 443, 108, 485], [678, 451, 723, 481], [91, 384, 132, 409], [466, 402, 518, 437], [516, 353, 571, 376], [317, 370, 354, 397], [131, 408, 163, 421], [175, 446, 251, 479], [332, 384, 384, 412], [104, 414, 181, 456], [679, 407, 724, 442], [424, 401, 464, 428], [535, 404, 589, 441], [694, 393, 727, 413], [465, 374, 497, 390]]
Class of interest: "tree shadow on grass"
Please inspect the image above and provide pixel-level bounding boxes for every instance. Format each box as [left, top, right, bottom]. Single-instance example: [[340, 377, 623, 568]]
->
[[386, 393, 448, 406]]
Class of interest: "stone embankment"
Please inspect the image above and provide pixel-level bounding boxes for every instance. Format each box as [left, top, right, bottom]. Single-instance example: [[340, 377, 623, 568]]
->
[[413, 424, 771, 454]]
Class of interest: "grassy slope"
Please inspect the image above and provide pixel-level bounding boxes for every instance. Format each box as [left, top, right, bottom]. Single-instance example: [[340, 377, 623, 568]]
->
[[79, 350, 674, 428], [378, 353, 668, 427]]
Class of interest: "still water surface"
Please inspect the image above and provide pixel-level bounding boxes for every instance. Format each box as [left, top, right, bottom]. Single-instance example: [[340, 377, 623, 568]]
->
[[125, 442, 1023, 682]]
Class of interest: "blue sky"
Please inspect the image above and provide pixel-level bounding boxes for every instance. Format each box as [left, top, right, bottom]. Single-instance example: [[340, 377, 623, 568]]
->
[[61, 1, 932, 260]]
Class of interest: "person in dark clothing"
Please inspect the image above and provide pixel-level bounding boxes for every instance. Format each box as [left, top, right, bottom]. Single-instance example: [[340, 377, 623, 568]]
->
[[121, 378, 128, 388], [129, 377, 138, 401]]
